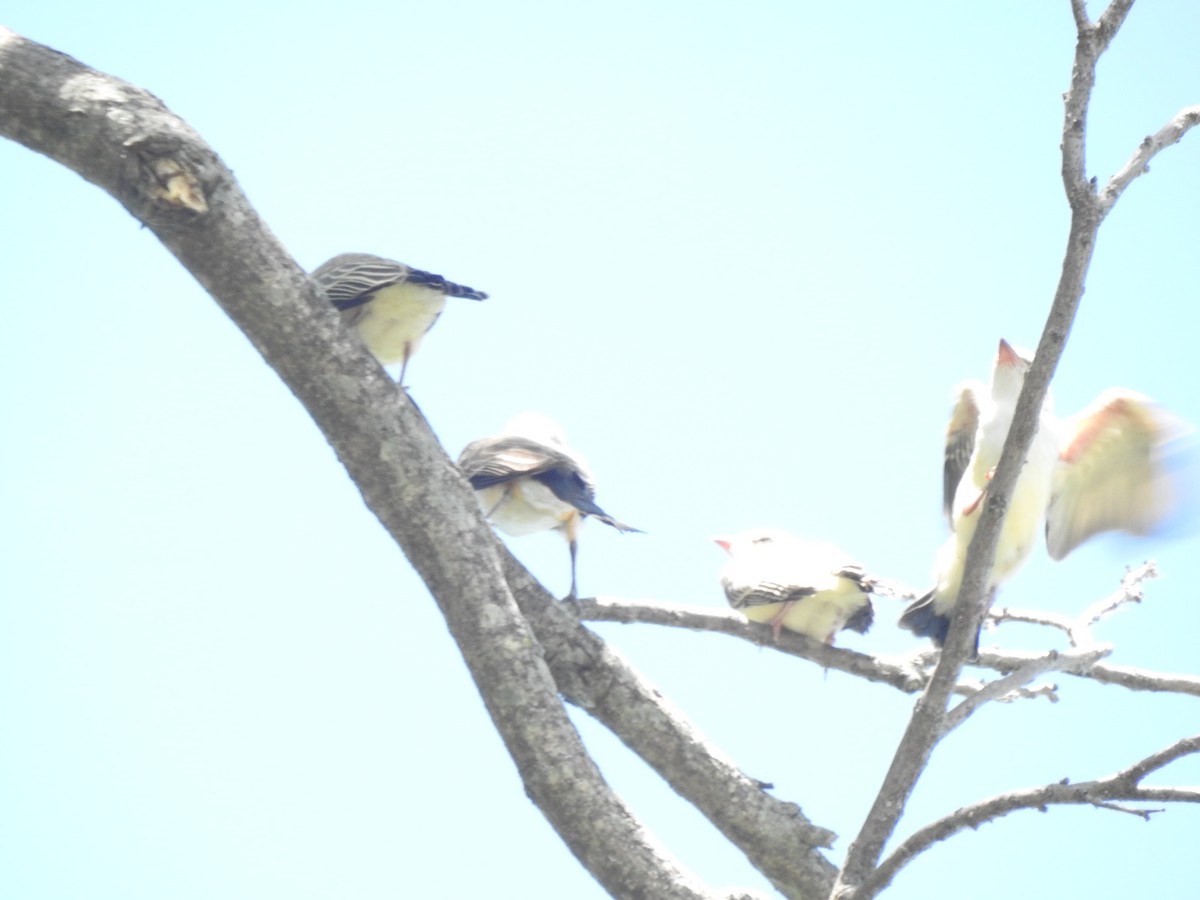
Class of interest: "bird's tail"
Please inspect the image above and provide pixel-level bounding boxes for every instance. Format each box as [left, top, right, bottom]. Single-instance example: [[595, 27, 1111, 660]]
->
[[844, 599, 875, 635], [407, 268, 488, 301], [898, 590, 952, 647], [591, 512, 643, 534]]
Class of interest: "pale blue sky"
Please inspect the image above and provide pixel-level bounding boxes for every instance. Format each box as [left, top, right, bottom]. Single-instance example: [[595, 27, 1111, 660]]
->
[[3, 2, 1199, 898]]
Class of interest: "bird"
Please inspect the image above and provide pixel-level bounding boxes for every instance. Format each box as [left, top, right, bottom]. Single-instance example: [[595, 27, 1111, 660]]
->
[[714, 529, 876, 643], [310, 252, 486, 384], [457, 413, 640, 598], [900, 338, 1189, 649]]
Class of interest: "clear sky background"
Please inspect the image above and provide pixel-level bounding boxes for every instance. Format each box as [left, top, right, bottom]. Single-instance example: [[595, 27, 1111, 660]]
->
[[3, 2, 1199, 898]]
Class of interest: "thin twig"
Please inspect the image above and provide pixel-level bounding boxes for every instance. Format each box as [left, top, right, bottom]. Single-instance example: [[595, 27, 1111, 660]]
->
[[1100, 105, 1200, 215], [942, 647, 1110, 734]]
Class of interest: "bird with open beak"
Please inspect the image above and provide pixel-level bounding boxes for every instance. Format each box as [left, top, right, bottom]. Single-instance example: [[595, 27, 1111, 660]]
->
[[900, 338, 1189, 649], [715, 529, 876, 643], [311, 252, 486, 385], [457, 413, 640, 598]]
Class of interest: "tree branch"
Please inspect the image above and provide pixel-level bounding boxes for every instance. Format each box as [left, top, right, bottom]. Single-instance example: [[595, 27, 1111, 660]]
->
[[0, 28, 732, 900], [861, 733, 1200, 897], [1099, 105, 1200, 215], [576, 597, 930, 693], [941, 647, 1110, 734], [990, 561, 1158, 647], [577, 593, 1200, 705]]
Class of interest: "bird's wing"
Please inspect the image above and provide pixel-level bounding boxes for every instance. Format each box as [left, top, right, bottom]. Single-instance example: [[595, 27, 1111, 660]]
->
[[457, 436, 574, 486], [724, 579, 816, 611], [943, 383, 981, 525], [1045, 390, 1181, 560], [312, 253, 488, 310], [311, 254, 411, 311]]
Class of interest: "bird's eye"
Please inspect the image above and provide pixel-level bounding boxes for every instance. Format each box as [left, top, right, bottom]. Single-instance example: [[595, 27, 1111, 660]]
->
[[752, 536, 773, 545]]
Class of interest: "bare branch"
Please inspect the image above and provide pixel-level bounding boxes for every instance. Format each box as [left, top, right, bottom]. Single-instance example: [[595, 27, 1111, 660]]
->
[[988, 606, 1076, 637], [579, 594, 1200, 706], [861, 733, 1200, 897], [1094, 0, 1136, 51], [1069, 0, 1089, 31], [577, 597, 930, 693], [1078, 561, 1157, 628], [1099, 106, 1200, 215], [1116, 735, 1200, 783], [990, 562, 1158, 647], [942, 647, 1110, 734], [983, 649, 1200, 698], [953, 676, 1060, 705]]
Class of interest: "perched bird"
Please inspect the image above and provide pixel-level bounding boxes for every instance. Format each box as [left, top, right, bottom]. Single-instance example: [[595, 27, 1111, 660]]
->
[[311, 252, 486, 384], [900, 339, 1188, 648], [457, 413, 640, 598], [715, 529, 875, 643]]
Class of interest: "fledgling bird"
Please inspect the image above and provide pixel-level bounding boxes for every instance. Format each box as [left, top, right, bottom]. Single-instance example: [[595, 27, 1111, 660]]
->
[[900, 338, 1188, 649], [715, 529, 876, 643], [311, 252, 487, 384], [457, 413, 640, 598]]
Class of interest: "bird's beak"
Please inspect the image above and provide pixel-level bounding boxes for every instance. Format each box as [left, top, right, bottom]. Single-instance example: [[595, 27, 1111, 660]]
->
[[997, 338, 1022, 368], [713, 537, 732, 553]]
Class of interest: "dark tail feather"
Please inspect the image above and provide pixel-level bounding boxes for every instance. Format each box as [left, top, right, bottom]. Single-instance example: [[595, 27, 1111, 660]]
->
[[899, 591, 952, 647], [533, 469, 641, 534], [844, 598, 874, 635], [407, 268, 488, 301]]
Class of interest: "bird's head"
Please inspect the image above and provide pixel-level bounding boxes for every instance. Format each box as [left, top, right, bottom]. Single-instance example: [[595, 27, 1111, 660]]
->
[[991, 338, 1032, 405], [712, 529, 791, 556]]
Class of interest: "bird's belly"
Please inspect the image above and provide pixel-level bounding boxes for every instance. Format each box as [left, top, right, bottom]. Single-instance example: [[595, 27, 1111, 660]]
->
[[349, 286, 446, 364], [777, 591, 861, 642], [478, 481, 577, 537], [934, 455, 1056, 609]]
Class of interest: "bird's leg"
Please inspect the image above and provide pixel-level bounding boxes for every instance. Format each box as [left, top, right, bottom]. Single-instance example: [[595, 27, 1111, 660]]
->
[[768, 602, 795, 642], [567, 537, 579, 600], [397, 343, 413, 387], [961, 469, 996, 517]]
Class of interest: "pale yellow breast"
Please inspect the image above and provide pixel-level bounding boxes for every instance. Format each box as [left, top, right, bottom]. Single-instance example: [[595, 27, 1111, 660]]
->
[[477, 481, 579, 538], [738, 583, 868, 642], [344, 283, 447, 365]]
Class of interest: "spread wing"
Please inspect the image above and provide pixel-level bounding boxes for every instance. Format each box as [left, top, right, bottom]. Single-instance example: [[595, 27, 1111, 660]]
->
[[1045, 391, 1181, 560]]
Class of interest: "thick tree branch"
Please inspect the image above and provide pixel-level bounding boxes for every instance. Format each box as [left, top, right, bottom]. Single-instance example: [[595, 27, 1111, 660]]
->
[[0, 28, 736, 900]]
